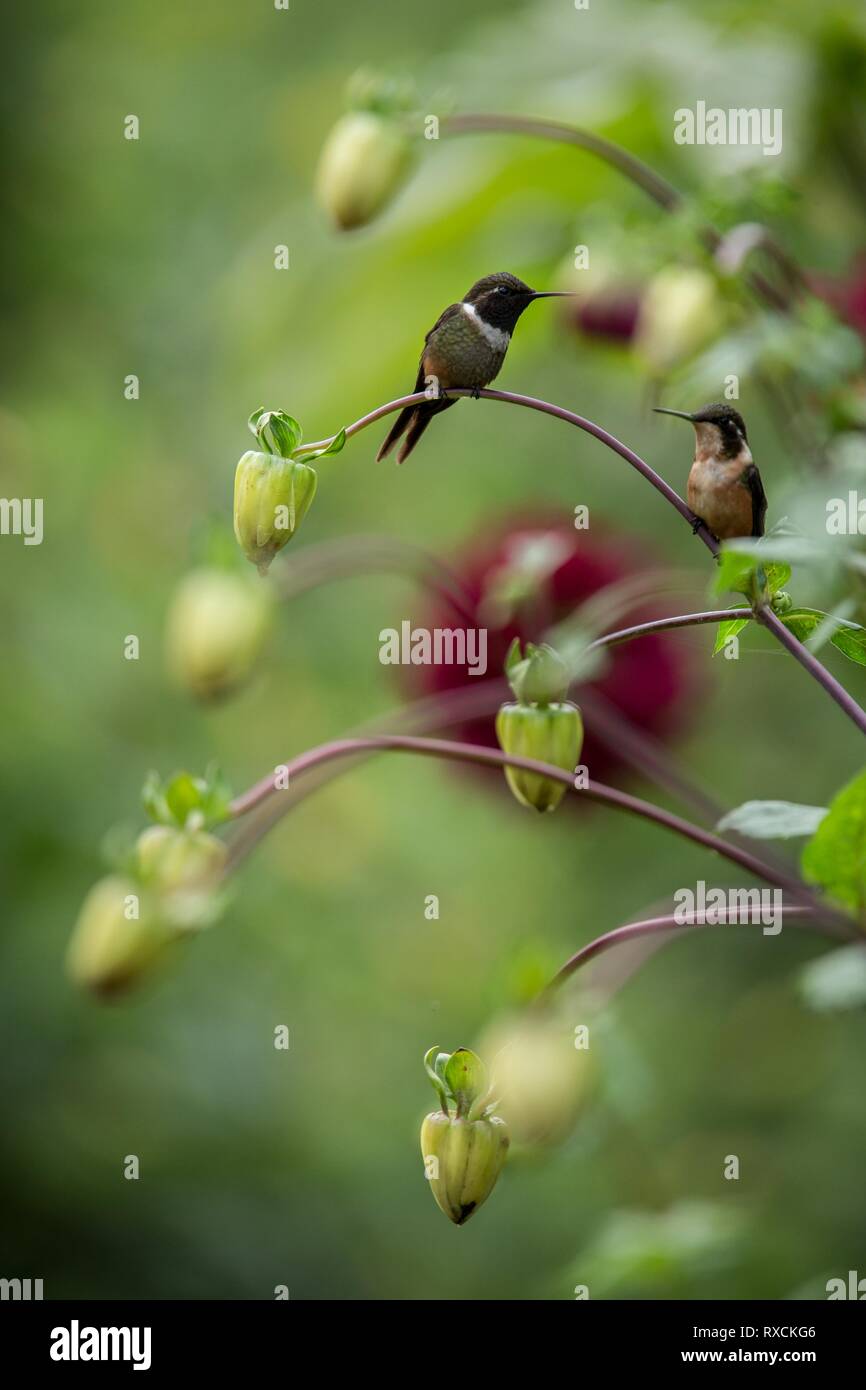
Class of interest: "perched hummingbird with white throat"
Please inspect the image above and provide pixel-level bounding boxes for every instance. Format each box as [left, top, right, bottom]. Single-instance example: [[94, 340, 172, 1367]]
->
[[654, 402, 767, 540], [377, 272, 571, 464]]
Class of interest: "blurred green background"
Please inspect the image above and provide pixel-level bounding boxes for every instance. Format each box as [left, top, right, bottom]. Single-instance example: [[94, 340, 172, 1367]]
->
[[2, 0, 866, 1299]]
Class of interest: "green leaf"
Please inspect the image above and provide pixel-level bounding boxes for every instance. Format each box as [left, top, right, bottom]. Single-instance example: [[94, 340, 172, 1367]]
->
[[831, 623, 866, 667], [799, 945, 866, 1013], [197, 763, 233, 827], [504, 636, 522, 676], [764, 562, 791, 596], [164, 772, 204, 826], [714, 546, 789, 600], [423, 1045, 451, 1111], [713, 616, 749, 654], [713, 549, 756, 598], [444, 1048, 488, 1117], [717, 800, 828, 839], [303, 427, 346, 461], [142, 770, 171, 825], [782, 608, 866, 665], [801, 767, 866, 914]]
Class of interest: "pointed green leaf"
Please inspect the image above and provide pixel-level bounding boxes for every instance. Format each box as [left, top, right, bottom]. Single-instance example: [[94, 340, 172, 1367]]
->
[[164, 772, 203, 827], [423, 1045, 451, 1112], [504, 636, 523, 675], [782, 607, 828, 644], [801, 767, 866, 915], [799, 945, 866, 1013], [198, 763, 233, 827], [782, 608, 866, 665], [142, 770, 171, 825], [304, 428, 346, 461], [444, 1047, 488, 1117], [714, 546, 789, 600], [717, 800, 828, 839], [713, 549, 755, 598], [764, 562, 791, 596], [713, 617, 749, 654], [831, 623, 866, 667], [248, 406, 267, 437]]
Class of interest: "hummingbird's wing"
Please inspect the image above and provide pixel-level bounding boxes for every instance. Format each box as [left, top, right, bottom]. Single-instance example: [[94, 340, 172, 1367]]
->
[[741, 462, 767, 537], [423, 301, 462, 346], [376, 303, 462, 463]]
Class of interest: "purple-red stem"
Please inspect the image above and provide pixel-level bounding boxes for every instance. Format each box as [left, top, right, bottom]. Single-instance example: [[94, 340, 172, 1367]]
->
[[226, 732, 850, 932], [539, 903, 849, 1002], [298, 386, 866, 740]]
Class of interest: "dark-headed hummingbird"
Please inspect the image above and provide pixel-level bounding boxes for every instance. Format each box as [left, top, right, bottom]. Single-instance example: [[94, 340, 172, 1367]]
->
[[654, 402, 767, 540], [377, 272, 571, 464]]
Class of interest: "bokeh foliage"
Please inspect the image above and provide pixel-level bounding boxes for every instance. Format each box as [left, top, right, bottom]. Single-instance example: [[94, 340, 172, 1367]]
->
[[2, 0, 866, 1299]]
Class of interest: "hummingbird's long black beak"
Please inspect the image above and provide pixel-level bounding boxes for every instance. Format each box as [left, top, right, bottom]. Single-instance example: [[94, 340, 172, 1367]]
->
[[653, 407, 695, 421], [529, 291, 575, 299]]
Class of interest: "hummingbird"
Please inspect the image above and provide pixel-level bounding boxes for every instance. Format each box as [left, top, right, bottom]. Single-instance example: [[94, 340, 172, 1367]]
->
[[376, 272, 571, 464], [654, 402, 767, 540]]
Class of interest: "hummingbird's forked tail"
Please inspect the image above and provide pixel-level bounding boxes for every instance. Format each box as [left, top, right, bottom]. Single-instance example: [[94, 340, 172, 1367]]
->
[[376, 399, 455, 464]]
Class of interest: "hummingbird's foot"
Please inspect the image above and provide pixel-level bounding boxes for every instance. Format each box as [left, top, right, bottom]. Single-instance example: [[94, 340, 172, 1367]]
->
[[470, 387, 482, 399], [691, 515, 706, 534]]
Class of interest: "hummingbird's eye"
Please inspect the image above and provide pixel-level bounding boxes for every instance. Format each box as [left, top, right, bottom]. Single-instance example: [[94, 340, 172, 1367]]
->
[[496, 285, 507, 294]]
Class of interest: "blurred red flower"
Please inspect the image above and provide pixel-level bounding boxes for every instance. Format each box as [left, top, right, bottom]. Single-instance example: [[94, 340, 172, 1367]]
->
[[406, 517, 698, 784], [812, 257, 866, 337]]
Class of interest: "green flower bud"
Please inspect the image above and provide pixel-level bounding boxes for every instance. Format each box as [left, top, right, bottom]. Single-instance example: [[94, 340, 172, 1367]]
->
[[66, 876, 176, 998], [316, 111, 412, 231], [164, 567, 272, 700], [772, 589, 792, 614], [635, 266, 721, 374], [495, 702, 583, 813], [420, 1111, 509, 1226], [136, 825, 227, 893], [234, 450, 317, 575], [420, 1046, 508, 1225]]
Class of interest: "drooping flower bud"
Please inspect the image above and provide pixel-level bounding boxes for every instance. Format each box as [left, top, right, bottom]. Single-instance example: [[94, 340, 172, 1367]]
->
[[234, 411, 317, 575], [134, 824, 228, 934], [136, 824, 227, 893], [234, 408, 344, 574], [164, 567, 272, 700], [496, 703, 583, 812], [316, 111, 412, 231], [554, 252, 643, 346], [481, 1013, 594, 1148], [66, 876, 176, 998], [316, 73, 414, 231], [635, 266, 722, 374], [495, 639, 583, 813], [419, 1047, 509, 1226]]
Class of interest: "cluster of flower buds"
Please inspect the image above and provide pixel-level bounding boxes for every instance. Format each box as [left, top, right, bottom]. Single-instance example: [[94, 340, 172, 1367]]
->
[[67, 767, 231, 997], [495, 639, 583, 813], [420, 1047, 509, 1226], [315, 71, 415, 231], [233, 408, 344, 574]]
